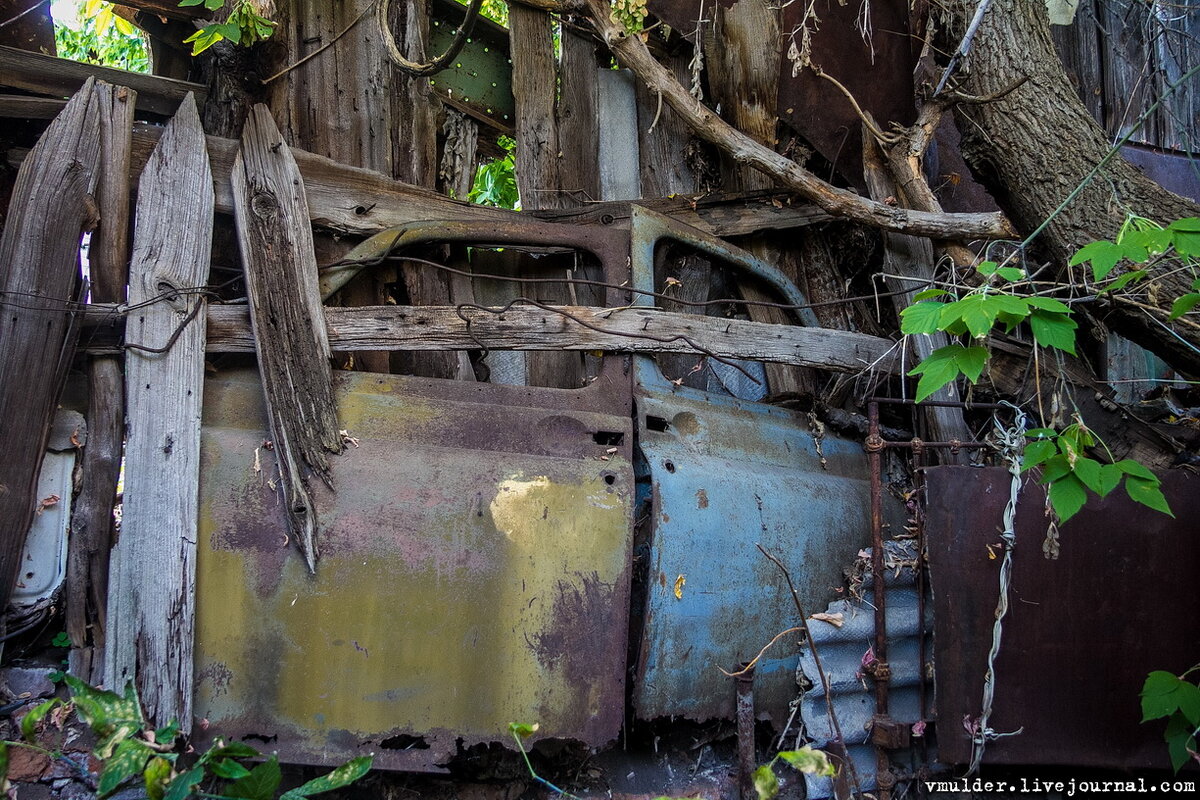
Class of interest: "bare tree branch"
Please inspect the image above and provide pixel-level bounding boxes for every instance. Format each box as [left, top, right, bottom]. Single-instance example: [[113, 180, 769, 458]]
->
[[577, 0, 1017, 242]]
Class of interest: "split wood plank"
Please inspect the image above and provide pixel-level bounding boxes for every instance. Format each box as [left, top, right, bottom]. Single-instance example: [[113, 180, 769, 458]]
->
[[0, 78, 100, 616], [0, 44, 206, 115], [67, 82, 136, 683], [231, 104, 343, 572], [202, 304, 903, 376], [104, 93, 211, 728]]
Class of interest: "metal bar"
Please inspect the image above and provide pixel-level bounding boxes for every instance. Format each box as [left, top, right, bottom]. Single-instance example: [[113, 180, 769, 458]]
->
[[867, 401, 892, 800], [736, 664, 756, 800], [867, 397, 1008, 410]]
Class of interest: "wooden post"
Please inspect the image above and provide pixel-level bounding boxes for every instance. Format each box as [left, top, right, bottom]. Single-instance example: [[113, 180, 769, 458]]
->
[[68, 82, 137, 684], [105, 93, 212, 728], [0, 78, 100, 618], [232, 104, 343, 572]]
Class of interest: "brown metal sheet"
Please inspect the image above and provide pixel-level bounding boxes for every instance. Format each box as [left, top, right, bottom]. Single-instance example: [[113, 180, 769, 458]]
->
[[194, 368, 634, 772], [926, 466, 1200, 770]]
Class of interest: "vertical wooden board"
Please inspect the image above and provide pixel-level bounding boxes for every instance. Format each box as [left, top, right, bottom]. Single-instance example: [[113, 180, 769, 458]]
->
[[232, 103, 342, 571], [1099, 1, 1158, 145], [559, 30, 600, 206], [273, 0, 395, 174], [636, 46, 696, 199], [0, 78, 99, 615], [597, 69, 641, 202], [105, 93, 211, 727], [1050, 2, 1104, 126], [68, 82, 136, 678], [510, 6, 583, 387]]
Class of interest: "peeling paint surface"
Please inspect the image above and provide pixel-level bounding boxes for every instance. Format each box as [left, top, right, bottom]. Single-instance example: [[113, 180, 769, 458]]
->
[[194, 369, 633, 771]]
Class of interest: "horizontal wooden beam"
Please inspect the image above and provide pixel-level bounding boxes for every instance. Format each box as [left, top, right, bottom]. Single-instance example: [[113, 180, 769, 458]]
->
[[128, 124, 519, 236], [210, 304, 898, 374], [0, 94, 69, 119], [0, 45, 206, 116], [113, 0, 208, 21], [532, 192, 834, 238]]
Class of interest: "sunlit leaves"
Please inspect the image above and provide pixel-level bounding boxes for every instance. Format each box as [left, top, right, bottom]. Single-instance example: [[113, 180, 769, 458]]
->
[[179, 0, 277, 55]]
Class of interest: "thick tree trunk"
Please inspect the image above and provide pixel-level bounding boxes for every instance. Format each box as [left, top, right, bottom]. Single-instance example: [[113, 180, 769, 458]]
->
[[946, 0, 1200, 376]]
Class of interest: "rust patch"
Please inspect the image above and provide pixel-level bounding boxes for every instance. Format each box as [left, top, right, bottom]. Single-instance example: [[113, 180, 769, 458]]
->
[[695, 489, 708, 509]]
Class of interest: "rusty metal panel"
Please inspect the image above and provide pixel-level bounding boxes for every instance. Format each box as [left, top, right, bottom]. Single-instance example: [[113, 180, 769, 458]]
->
[[194, 368, 634, 772], [926, 466, 1200, 770], [628, 206, 872, 723], [429, 0, 515, 132]]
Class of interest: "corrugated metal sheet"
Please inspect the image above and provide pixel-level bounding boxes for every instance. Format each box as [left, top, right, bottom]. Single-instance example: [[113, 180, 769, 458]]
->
[[797, 541, 931, 799], [926, 466, 1200, 770], [193, 367, 634, 772]]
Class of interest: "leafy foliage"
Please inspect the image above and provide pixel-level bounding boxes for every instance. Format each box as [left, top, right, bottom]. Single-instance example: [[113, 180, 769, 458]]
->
[[0, 677, 371, 799], [1141, 666, 1200, 772], [469, 136, 520, 209], [179, 0, 277, 55], [609, 0, 649, 33], [752, 747, 836, 800], [1022, 423, 1171, 522], [54, 1, 150, 73]]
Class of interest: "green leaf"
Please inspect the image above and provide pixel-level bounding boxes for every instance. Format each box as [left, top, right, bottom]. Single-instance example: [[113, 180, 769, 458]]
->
[[1164, 713, 1196, 773], [996, 266, 1025, 282], [941, 294, 1000, 338], [908, 347, 961, 403], [1177, 681, 1200, 727], [21, 699, 62, 743], [1072, 457, 1104, 494], [1040, 454, 1072, 483], [508, 722, 538, 738], [65, 676, 144, 759], [900, 301, 946, 335], [912, 288, 949, 301], [953, 345, 989, 383], [1168, 216, 1200, 232], [1100, 269, 1148, 294], [777, 747, 836, 777], [1025, 296, 1072, 314], [217, 21, 242, 43], [144, 757, 173, 800], [1025, 427, 1058, 438], [752, 764, 780, 800], [178, 0, 207, 6], [164, 765, 204, 800], [212, 758, 253, 780], [1098, 463, 1123, 497], [99, 739, 154, 798], [991, 294, 1031, 316], [227, 756, 282, 800], [1169, 293, 1200, 320], [199, 740, 260, 765], [154, 721, 181, 747], [1114, 459, 1156, 480], [1048, 474, 1088, 521], [1070, 240, 1124, 280], [975, 260, 999, 276], [0, 740, 9, 785], [1125, 476, 1174, 517], [1022, 439, 1057, 470], [1029, 310, 1078, 354], [279, 756, 373, 799]]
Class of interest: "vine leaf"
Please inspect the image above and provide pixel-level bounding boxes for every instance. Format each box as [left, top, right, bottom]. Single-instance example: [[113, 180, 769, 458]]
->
[[1047, 473, 1088, 521], [1029, 310, 1078, 354]]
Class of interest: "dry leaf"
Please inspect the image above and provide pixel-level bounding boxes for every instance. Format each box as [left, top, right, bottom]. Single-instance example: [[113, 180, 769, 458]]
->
[[810, 612, 845, 628], [673, 574, 686, 600]]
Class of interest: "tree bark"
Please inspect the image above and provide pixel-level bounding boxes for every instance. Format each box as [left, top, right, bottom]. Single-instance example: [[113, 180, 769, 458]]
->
[[945, 0, 1200, 376]]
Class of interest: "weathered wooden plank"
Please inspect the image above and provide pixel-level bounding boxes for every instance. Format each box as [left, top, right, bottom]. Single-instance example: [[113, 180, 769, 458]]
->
[[67, 82, 135, 682], [232, 103, 342, 572], [198, 304, 903, 375], [104, 93, 210, 727], [0, 44, 206, 115], [559, 30, 600, 205], [597, 69, 641, 201], [510, 5, 586, 388], [862, 133, 972, 456], [0, 93, 65, 118], [0, 78, 100, 618], [129, 124, 516, 235]]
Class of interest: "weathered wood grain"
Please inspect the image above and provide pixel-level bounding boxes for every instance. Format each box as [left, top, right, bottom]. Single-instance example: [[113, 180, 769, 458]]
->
[[67, 82, 135, 681], [232, 104, 343, 572], [862, 132, 972, 457], [0, 78, 99, 617], [0, 44, 206, 115], [104, 93, 210, 728], [199, 304, 903, 375]]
